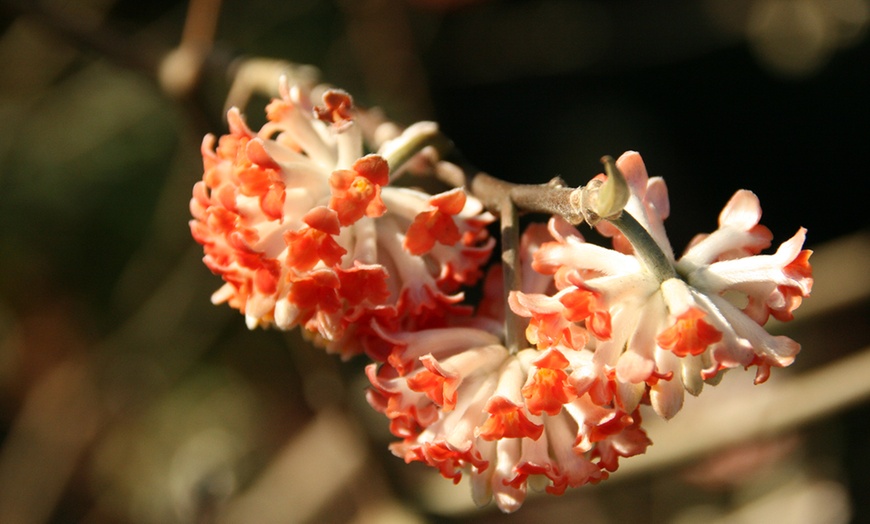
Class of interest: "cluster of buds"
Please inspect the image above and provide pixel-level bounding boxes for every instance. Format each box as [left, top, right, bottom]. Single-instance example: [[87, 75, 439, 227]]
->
[[189, 81, 812, 512]]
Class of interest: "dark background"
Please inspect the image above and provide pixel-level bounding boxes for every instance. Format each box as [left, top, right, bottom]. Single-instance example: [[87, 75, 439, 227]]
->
[[0, 1, 868, 523]]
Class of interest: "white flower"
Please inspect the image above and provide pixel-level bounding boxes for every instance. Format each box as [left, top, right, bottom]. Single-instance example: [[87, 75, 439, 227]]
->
[[512, 152, 813, 419]]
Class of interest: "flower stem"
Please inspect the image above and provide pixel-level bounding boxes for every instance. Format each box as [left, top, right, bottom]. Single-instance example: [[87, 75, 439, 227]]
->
[[430, 140, 675, 284], [469, 171, 585, 225], [500, 195, 525, 353], [382, 123, 453, 180], [607, 211, 677, 282]]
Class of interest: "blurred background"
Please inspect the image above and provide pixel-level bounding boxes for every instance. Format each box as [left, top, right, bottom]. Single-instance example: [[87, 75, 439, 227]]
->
[[0, 0, 869, 522]]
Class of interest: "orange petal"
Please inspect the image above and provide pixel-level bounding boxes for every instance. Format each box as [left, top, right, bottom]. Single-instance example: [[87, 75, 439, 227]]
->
[[477, 397, 543, 440], [429, 187, 467, 215], [352, 154, 389, 186], [522, 367, 576, 416], [656, 308, 722, 357]]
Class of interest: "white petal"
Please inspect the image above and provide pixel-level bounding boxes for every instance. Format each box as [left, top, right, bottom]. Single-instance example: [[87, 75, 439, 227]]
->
[[391, 327, 502, 363], [334, 121, 364, 169], [535, 240, 641, 276], [718, 189, 762, 230], [651, 349, 685, 419], [617, 380, 645, 413], [470, 439, 496, 507], [273, 299, 298, 329], [659, 277, 695, 316], [491, 357, 526, 406], [702, 292, 801, 366], [492, 439, 526, 513], [680, 354, 705, 396], [690, 228, 808, 294]]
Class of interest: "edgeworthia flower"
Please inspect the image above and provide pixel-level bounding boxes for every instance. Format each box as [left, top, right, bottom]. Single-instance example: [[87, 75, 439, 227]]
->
[[366, 326, 651, 513], [190, 82, 493, 358], [189, 79, 812, 513], [364, 222, 654, 513], [512, 151, 813, 419]]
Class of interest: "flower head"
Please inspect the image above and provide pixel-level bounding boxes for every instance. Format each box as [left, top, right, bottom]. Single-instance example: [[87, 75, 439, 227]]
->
[[190, 82, 494, 358], [512, 152, 813, 419], [366, 327, 651, 513]]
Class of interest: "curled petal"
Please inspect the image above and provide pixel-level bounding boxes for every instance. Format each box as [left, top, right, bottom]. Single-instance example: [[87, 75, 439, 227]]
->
[[314, 89, 354, 127], [592, 410, 652, 472], [366, 363, 439, 437]]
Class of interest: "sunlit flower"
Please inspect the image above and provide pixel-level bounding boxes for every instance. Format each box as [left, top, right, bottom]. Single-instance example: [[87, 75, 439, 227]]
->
[[512, 151, 813, 419], [189, 82, 493, 358], [366, 326, 651, 513]]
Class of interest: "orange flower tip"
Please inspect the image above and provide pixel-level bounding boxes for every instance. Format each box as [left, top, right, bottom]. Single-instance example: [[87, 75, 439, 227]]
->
[[245, 139, 280, 170], [329, 166, 388, 225], [284, 227, 346, 271], [429, 187, 467, 215], [260, 186, 285, 220], [403, 220, 437, 255], [559, 287, 612, 340], [254, 267, 279, 294], [406, 359, 459, 410], [589, 411, 634, 442], [403, 206, 462, 255], [656, 308, 722, 357], [532, 349, 570, 370], [478, 398, 544, 441], [337, 266, 390, 305], [786, 249, 813, 283], [314, 89, 354, 125], [237, 166, 272, 197], [522, 367, 575, 416], [352, 155, 390, 186], [386, 352, 415, 377], [753, 361, 772, 385], [302, 206, 341, 235], [588, 312, 612, 340], [648, 369, 675, 384], [287, 271, 341, 314]]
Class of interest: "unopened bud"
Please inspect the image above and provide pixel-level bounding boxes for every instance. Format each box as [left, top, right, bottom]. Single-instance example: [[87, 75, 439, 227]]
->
[[597, 155, 630, 218], [580, 155, 630, 224]]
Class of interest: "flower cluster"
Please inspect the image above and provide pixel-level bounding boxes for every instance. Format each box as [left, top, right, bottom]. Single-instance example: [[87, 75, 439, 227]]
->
[[366, 326, 653, 512], [512, 152, 813, 419], [189, 82, 494, 359], [190, 83, 812, 512]]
